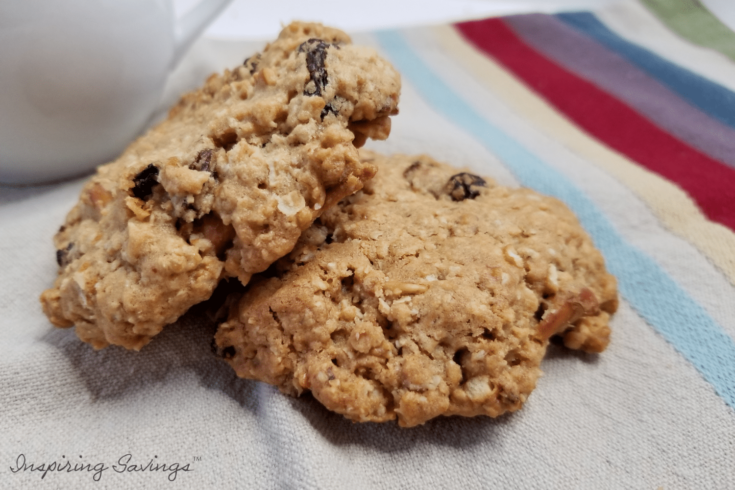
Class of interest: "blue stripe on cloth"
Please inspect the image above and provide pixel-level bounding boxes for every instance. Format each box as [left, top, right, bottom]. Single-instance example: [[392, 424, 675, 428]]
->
[[375, 28, 735, 408], [557, 12, 735, 131]]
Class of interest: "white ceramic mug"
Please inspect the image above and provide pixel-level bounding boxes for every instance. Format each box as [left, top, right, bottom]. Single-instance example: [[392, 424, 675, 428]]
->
[[0, 0, 232, 184]]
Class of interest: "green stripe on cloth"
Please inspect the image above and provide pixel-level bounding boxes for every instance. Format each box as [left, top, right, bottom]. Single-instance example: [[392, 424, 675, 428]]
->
[[641, 0, 735, 63]]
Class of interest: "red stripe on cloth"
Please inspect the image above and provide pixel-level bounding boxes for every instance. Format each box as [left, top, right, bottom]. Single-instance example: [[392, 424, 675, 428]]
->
[[455, 18, 735, 231]]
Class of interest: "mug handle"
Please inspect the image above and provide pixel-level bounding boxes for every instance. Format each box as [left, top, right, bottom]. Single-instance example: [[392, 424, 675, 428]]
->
[[172, 0, 234, 66]]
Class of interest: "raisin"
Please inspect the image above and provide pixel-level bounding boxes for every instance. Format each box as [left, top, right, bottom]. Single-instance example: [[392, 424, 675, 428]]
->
[[191, 149, 214, 172], [56, 243, 73, 267], [298, 38, 338, 97], [131, 164, 159, 200], [446, 172, 486, 201], [320, 102, 338, 120], [243, 54, 260, 74]]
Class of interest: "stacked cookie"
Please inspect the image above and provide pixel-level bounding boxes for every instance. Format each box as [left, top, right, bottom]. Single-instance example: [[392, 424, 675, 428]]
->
[[41, 23, 617, 427], [40, 23, 399, 350], [214, 152, 618, 427]]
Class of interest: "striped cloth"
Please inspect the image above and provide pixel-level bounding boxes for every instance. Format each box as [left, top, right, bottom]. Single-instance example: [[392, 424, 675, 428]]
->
[[374, 0, 735, 408], [1, 0, 734, 488]]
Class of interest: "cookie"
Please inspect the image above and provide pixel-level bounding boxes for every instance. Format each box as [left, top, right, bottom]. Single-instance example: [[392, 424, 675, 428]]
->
[[214, 152, 618, 427], [40, 23, 401, 350]]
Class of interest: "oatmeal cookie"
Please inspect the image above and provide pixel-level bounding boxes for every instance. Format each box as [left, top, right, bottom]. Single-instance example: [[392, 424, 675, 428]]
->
[[40, 23, 401, 350], [214, 152, 617, 427]]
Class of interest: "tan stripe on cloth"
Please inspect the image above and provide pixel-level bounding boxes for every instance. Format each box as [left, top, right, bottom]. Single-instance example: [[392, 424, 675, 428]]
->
[[432, 23, 735, 286]]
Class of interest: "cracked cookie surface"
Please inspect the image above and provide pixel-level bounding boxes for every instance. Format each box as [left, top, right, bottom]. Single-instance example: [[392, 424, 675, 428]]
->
[[214, 152, 618, 427], [40, 23, 401, 350]]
